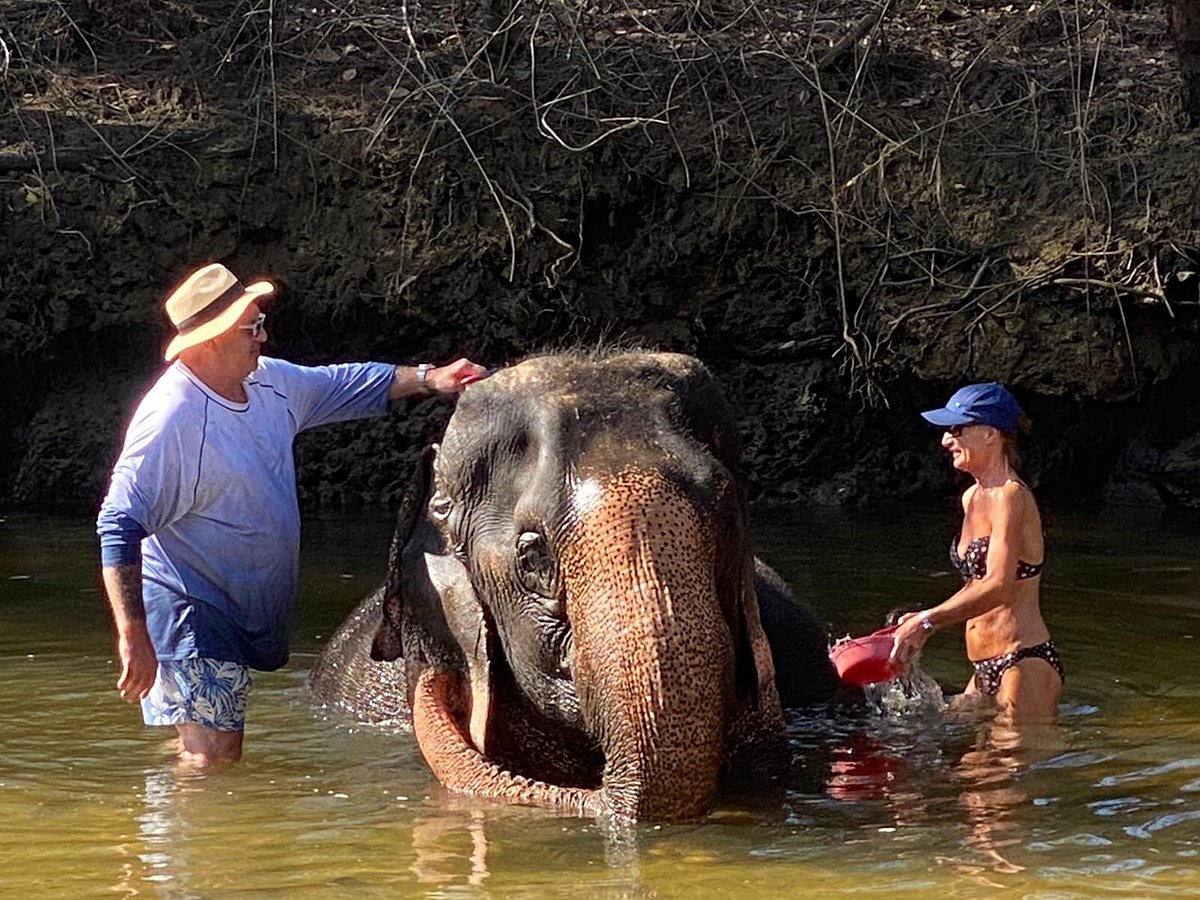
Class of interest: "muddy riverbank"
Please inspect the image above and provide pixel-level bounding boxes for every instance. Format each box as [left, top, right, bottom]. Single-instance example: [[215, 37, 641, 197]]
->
[[2, 1, 1198, 513]]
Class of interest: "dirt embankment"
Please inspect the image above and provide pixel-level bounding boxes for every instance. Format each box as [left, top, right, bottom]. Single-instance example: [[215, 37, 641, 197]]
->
[[2, 0, 1198, 513]]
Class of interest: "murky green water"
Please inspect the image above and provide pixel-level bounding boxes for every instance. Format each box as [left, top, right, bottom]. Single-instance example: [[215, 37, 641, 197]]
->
[[3, 505, 1199, 897]]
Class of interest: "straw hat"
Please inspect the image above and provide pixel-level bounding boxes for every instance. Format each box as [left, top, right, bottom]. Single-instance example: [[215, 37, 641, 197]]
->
[[163, 263, 275, 361]]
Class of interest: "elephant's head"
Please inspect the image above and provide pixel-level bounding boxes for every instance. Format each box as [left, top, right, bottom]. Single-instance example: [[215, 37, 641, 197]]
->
[[372, 351, 787, 821]]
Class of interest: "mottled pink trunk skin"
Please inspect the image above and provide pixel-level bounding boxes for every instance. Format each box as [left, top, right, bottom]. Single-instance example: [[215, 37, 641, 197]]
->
[[562, 470, 736, 821]]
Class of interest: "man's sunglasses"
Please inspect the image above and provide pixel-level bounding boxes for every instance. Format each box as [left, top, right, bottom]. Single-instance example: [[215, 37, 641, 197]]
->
[[239, 312, 267, 339], [945, 422, 976, 437]]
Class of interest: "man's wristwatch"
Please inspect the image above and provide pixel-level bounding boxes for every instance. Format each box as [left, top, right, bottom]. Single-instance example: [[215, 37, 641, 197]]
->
[[415, 363, 435, 390], [919, 615, 936, 634]]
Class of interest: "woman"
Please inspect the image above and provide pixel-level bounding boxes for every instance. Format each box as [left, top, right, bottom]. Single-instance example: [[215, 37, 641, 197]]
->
[[889, 382, 1063, 721]]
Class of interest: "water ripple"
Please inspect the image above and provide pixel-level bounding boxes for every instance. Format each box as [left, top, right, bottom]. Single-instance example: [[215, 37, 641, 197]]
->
[[1098, 759, 1200, 787], [1123, 809, 1200, 839]]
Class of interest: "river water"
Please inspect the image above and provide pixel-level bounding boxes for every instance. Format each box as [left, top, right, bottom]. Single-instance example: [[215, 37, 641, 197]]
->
[[2, 505, 1199, 897]]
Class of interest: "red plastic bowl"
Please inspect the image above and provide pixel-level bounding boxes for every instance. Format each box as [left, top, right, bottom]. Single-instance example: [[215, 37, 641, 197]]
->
[[829, 625, 901, 686]]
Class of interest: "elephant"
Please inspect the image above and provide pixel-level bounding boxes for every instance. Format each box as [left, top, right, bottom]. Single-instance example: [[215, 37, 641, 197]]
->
[[309, 350, 841, 822]]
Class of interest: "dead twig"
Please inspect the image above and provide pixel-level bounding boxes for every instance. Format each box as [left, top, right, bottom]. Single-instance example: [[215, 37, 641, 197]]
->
[[814, 59, 880, 405], [817, 2, 885, 71], [398, 0, 519, 280], [1049, 277, 1165, 303], [494, 181, 578, 288]]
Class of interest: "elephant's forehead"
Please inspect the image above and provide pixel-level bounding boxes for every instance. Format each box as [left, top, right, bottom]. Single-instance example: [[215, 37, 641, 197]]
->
[[458, 379, 599, 421], [498, 351, 698, 388], [569, 468, 714, 519], [491, 365, 547, 391], [445, 350, 721, 467]]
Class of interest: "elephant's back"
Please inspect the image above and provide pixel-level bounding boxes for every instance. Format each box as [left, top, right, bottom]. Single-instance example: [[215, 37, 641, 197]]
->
[[754, 559, 842, 706], [308, 586, 410, 725]]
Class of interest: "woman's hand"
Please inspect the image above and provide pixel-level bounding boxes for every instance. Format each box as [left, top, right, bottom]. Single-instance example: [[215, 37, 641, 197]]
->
[[889, 611, 934, 670]]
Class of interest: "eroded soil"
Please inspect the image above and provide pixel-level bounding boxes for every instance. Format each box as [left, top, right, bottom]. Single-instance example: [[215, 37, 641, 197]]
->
[[2, 0, 1198, 511]]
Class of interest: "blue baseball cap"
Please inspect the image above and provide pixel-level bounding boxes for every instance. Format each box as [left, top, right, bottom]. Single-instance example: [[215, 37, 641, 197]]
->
[[920, 382, 1024, 432]]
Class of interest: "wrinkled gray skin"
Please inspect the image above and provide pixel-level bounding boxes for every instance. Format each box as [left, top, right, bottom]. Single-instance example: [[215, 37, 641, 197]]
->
[[309, 351, 839, 822]]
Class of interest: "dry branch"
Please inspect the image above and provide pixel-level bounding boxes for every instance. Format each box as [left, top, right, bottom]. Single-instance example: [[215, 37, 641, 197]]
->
[[0, 0, 1186, 402]]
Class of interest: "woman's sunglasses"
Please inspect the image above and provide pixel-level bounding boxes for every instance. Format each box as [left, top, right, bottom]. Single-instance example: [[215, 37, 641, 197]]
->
[[945, 422, 977, 437], [239, 312, 267, 339]]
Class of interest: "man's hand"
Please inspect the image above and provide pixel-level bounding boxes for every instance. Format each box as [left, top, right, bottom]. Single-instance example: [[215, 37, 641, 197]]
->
[[425, 358, 490, 394], [392, 359, 491, 400], [101, 563, 157, 702], [117, 626, 158, 702]]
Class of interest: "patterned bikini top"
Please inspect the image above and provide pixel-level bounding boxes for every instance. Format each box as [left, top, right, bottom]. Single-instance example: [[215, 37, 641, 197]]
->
[[950, 535, 1045, 581]]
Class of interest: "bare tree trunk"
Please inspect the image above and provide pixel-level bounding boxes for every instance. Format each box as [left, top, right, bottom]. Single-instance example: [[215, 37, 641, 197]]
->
[[1172, 0, 1200, 124]]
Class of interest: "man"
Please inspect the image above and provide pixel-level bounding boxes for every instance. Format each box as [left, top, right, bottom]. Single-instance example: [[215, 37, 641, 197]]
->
[[96, 262, 487, 765]]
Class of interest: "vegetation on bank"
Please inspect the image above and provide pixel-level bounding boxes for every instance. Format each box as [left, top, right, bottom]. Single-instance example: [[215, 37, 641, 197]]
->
[[1, 1, 1197, 511]]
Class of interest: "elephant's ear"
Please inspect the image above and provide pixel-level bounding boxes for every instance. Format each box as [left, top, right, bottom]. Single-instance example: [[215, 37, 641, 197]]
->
[[731, 555, 779, 712], [371, 444, 438, 662], [713, 499, 778, 714], [738, 562, 781, 712], [369, 444, 495, 754]]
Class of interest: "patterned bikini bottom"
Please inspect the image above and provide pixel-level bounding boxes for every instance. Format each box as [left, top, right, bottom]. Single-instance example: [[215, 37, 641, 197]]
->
[[971, 640, 1064, 696]]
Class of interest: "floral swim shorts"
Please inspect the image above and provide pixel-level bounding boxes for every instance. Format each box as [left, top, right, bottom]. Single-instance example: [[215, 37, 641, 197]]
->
[[141, 658, 252, 731]]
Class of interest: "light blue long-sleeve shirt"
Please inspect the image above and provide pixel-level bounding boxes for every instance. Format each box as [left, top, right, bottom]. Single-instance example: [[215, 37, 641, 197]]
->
[[97, 356, 395, 670]]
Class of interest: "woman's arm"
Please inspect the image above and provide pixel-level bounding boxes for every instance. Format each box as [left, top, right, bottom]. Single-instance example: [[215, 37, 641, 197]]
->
[[890, 483, 1032, 665]]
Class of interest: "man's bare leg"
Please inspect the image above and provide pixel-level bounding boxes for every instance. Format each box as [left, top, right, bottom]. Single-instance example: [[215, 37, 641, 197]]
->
[[176, 724, 243, 765]]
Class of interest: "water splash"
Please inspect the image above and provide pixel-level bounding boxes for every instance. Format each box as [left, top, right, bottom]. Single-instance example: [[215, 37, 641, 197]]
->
[[863, 661, 946, 721]]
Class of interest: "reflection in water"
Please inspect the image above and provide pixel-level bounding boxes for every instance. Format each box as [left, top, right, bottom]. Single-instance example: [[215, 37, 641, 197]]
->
[[120, 766, 202, 897], [942, 675, 1056, 864], [825, 665, 947, 803], [407, 807, 661, 898], [825, 661, 1070, 882], [953, 718, 1067, 879], [946, 648, 1068, 879], [598, 816, 643, 881], [410, 809, 490, 888], [826, 734, 906, 803]]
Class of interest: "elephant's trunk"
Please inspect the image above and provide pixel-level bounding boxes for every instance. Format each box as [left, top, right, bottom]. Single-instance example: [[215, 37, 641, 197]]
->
[[411, 667, 608, 817], [562, 469, 735, 821]]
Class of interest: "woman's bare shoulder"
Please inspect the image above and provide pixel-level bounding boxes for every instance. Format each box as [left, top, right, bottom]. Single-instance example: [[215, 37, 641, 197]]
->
[[999, 479, 1038, 505], [996, 479, 1042, 526]]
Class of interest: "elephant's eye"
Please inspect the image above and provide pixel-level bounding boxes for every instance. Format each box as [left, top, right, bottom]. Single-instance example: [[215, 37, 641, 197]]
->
[[429, 491, 453, 521], [516, 531, 557, 603]]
